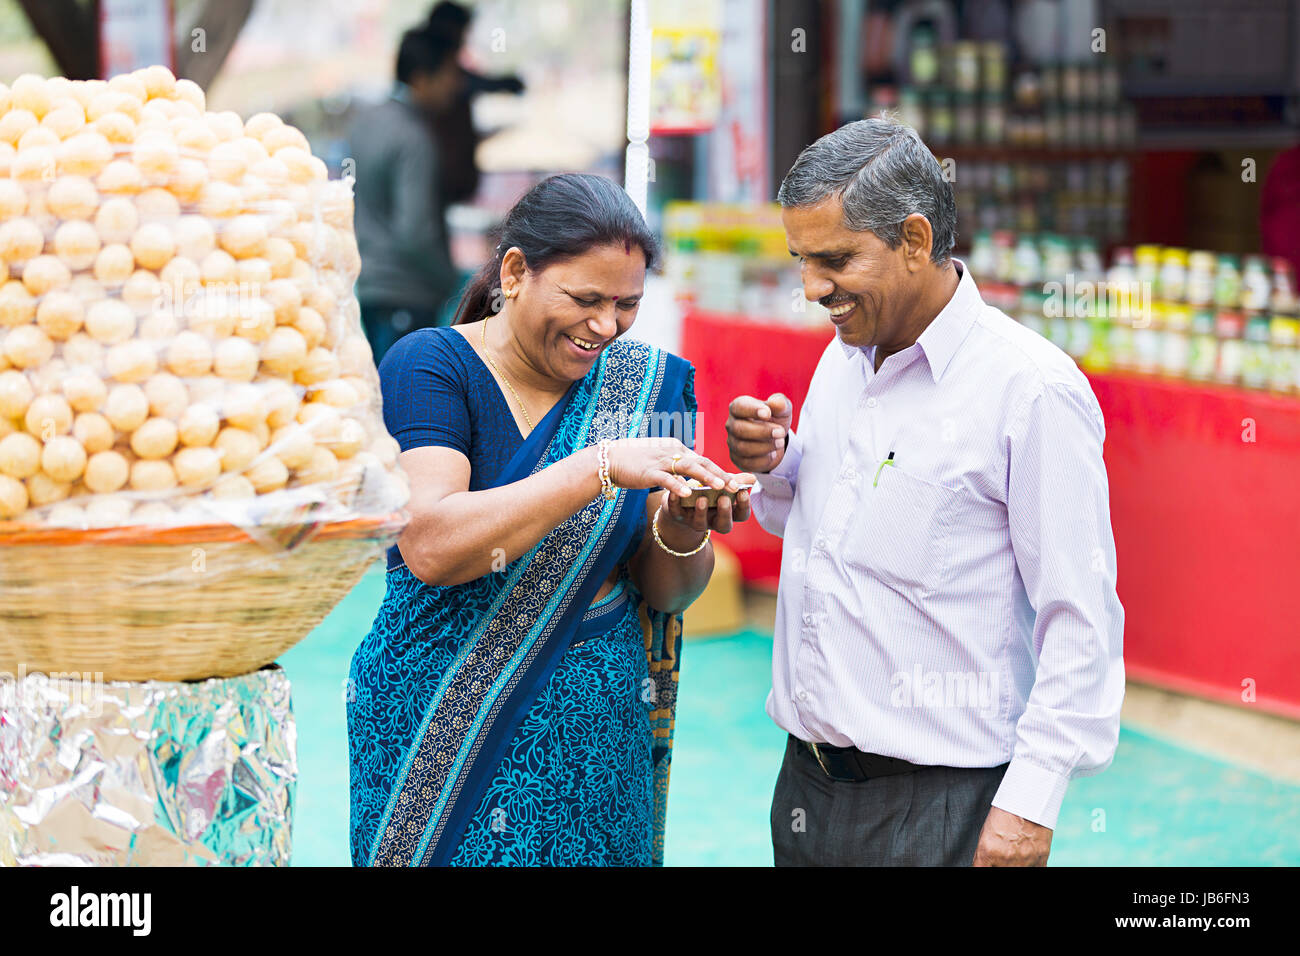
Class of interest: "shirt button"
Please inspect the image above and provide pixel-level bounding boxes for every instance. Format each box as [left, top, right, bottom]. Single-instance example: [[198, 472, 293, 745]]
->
[[802, 613, 815, 627], [841, 467, 857, 482], [814, 537, 828, 552], [866, 397, 878, 408], [798, 690, 808, 701]]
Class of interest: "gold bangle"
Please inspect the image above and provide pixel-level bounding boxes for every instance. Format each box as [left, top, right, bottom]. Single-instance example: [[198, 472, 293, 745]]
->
[[651, 503, 710, 557], [597, 440, 616, 501]]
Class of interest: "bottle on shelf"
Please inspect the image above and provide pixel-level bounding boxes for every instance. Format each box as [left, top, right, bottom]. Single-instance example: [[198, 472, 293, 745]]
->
[[1241, 255, 1271, 312], [1134, 245, 1161, 301], [1186, 307, 1218, 382], [1018, 286, 1047, 339], [968, 229, 997, 281], [1135, 303, 1161, 375], [1160, 302, 1191, 379], [1269, 310, 1299, 395], [1109, 289, 1139, 373], [1214, 308, 1246, 386], [1158, 247, 1188, 304], [1270, 257, 1297, 315], [1185, 250, 1216, 308], [1241, 310, 1273, 390], [1214, 254, 1242, 309]]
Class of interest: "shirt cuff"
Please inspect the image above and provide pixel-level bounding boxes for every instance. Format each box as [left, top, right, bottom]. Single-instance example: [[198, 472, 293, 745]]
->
[[990, 756, 1071, 830], [755, 430, 801, 493]]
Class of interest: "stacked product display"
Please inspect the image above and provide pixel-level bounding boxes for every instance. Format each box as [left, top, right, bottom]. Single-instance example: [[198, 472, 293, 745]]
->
[[969, 231, 1300, 395], [878, 36, 1134, 249], [663, 201, 828, 326], [949, 157, 1129, 248], [0, 70, 406, 531], [889, 39, 1138, 150], [0, 68, 408, 866]]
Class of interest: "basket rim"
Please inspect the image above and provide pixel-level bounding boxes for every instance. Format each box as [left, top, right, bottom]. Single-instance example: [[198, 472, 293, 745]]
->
[[0, 510, 408, 546]]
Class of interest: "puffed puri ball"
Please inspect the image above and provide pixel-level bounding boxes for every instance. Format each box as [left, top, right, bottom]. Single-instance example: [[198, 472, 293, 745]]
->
[[130, 221, 175, 270], [24, 393, 73, 436], [104, 383, 149, 432], [0, 368, 34, 418], [0, 218, 44, 261], [73, 412, 114, 454], [40, 435, 87, 483], [0, 431, 41, 479], [84, 449, 129, 493], [173, 445, 221, 487], [130, 416, 179, 460], [129, 458, 176, 492], [21, 255, 71, 296], [53, 220, 101, 271], [94, 196, 139, 242], [178, 403, 219, 447], [62, 368, 106, 412], [47, 175, 99, 220], [4, 325, 55, 368], [215, 426, 260, 473], [0, 473, 27, 517]]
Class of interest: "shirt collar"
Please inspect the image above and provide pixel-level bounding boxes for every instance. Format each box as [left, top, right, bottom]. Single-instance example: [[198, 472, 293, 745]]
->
[[391, 81, 415, 106], [838, 258, 981, 382]]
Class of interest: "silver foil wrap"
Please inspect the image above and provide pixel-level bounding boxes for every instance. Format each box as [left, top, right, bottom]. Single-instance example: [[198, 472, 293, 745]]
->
[[0, 665, 295, 866]]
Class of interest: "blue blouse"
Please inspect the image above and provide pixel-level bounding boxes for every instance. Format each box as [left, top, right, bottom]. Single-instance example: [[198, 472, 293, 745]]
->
[[377, 326, 647, 572]]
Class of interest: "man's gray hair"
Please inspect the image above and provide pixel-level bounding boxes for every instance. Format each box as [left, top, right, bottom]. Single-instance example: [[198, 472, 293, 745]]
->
[[777, 117, 956, 263]]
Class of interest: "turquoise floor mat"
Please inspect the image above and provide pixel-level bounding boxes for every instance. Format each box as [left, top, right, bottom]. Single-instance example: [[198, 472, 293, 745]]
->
[[281, 568, 1300, 866]]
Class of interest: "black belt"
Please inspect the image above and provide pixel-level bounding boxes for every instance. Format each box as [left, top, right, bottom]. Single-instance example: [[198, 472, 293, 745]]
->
[[791, 734, 927, 782]]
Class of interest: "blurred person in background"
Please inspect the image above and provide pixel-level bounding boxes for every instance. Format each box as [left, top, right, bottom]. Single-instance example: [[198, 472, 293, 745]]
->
[[350, 27, 464, 363], [727, 118, 1125, 868], [423, 1, 526, 208]]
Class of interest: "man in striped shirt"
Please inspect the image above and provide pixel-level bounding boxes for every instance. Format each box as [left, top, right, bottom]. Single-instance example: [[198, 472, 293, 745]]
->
[[726, 118, 1125, 866]]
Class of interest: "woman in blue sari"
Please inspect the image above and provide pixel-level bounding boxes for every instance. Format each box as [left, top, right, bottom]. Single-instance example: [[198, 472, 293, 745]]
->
[[347, 174, 752, 866]]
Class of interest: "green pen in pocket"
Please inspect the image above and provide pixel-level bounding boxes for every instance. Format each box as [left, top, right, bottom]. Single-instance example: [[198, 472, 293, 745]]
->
[[873, 451, 896, 488]]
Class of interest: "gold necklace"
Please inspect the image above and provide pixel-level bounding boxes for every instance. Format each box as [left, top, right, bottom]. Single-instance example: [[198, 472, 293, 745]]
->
[[480, 316, 535, 433]]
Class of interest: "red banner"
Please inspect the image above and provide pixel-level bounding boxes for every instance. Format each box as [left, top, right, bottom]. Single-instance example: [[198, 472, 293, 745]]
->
[[682, 309, 1300, 717]]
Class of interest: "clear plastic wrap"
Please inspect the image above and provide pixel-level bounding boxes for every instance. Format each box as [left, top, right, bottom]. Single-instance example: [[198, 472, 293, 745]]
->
[[0, 68, 409, 534]]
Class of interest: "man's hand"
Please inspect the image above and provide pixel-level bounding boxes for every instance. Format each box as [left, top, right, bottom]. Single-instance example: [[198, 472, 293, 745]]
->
[[971, 806, 1052, 866], [726, 393, 793, 473]]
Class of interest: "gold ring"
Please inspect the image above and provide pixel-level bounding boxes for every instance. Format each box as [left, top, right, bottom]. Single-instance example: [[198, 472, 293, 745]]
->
[[670, 454, 683, 476]]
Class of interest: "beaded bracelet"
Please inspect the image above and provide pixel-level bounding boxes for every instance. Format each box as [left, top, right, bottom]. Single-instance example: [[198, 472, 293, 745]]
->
[[597, 440, 616, 501], [651, 502, 710, 557]]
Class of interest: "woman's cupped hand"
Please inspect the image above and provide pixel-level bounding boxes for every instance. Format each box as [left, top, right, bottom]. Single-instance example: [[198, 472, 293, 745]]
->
[[605, 437, 755, 533]]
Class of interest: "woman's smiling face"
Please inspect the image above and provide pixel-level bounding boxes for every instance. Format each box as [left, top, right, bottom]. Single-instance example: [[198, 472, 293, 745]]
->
[[503, 242, 648, 382]]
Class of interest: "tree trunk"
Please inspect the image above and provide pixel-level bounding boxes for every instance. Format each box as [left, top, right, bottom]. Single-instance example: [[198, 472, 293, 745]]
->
[[17, 0, 255, 90], [174, 0, 256, 90], [16, 0, 100, 80]]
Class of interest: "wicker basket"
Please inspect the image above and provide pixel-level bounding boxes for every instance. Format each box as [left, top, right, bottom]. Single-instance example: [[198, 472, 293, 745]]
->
[[0, 512, 405, 682]]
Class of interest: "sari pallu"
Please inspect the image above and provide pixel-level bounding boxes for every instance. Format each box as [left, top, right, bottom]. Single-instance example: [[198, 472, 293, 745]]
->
[[360, 339, 691, 867]]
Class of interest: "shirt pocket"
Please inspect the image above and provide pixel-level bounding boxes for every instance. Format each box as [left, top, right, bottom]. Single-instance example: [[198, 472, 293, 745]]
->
[[841, 466, 961, 596]]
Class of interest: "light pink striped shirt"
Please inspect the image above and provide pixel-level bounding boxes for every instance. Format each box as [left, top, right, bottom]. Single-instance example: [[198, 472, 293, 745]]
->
[[751, 259, 1125, 830]]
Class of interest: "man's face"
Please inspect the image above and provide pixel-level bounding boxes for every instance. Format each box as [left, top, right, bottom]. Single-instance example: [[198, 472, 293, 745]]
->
[[782, 196, 916, 351]]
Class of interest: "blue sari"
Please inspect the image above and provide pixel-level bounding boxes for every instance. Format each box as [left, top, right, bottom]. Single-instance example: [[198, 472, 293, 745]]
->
[[348, 338, 691, 867]]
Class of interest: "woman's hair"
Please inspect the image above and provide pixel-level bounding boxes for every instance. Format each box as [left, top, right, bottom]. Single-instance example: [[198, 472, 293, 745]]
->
[[453, 173, 660, 325]]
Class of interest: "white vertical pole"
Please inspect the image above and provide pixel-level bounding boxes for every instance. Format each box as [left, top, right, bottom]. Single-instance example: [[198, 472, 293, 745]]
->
[[625, 0, 652, 217]]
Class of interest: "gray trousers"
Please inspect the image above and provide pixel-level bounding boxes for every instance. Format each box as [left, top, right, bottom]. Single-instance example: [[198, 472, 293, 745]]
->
[[770, 735, 1009, 866]]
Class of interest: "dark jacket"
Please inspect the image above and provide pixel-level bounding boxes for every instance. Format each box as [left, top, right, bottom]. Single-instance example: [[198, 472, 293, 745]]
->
[[349, 86, 459, 309]]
